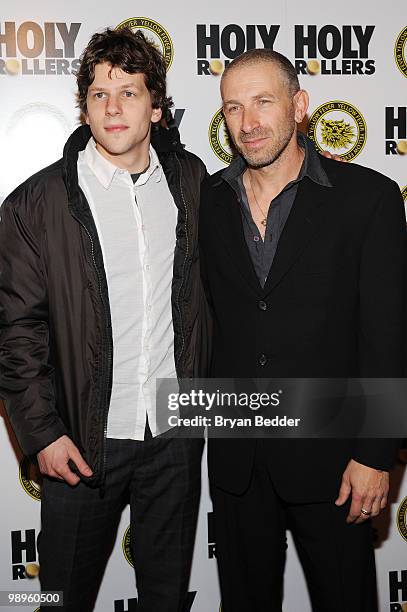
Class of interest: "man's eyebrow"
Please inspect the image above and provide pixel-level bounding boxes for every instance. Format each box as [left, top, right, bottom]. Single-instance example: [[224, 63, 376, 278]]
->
[[223, 99, 241, 105], [252, 92, 276, 100], [223, 92, 277, 105], [88, 83, 140, 91]]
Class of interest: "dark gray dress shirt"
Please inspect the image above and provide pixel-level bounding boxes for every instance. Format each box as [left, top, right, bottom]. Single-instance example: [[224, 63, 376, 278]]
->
[[222, 133, 332, 287]]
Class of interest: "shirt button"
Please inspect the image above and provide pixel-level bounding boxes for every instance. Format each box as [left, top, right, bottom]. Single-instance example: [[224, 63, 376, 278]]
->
[[258, 300, 267, 311], [259, 354, 268, 366]]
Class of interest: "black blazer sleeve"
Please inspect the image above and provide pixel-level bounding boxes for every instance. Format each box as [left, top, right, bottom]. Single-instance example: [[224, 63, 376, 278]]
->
[[353, 179, 406, 470]]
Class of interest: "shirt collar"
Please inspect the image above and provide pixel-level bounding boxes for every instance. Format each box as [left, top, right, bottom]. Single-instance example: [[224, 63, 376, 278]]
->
[[134, 144, 162, 186], [299, 132, 332, 187], [222, 132, 332, 189], [82, 138, 163, 189]]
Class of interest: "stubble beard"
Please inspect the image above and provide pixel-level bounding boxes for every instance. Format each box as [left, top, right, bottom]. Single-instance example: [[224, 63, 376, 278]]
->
[[231, 120, 296, 169]]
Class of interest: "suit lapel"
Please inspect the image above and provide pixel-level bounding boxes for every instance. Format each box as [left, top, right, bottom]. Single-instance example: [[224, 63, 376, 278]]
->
[[263, 178, 331, 296], [212, 182, 262, 295]]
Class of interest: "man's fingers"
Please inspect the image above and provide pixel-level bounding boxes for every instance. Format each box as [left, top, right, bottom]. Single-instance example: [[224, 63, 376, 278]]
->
[[346, 500, 364, 523], [37, 436, 91, 483], [335, 480, 351, 506], [39, 465, 62, 480], [346, 490, 369, 523], [370, 497, 382, 517], [349, 494, 380, 524], [54, 462, 80, 486], [68, 444, 93, 477], [37, 436, 92, 483], [380, 495, 388, 510], [348, 493, 387, 524], [354, 505, 373, 524], [42, 462, 79, 485], [339, 461, 390, 524]]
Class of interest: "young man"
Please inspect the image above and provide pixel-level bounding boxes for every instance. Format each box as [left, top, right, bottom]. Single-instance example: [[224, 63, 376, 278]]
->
[[0, 28, 207, 611], [199, 49, 406, 611]]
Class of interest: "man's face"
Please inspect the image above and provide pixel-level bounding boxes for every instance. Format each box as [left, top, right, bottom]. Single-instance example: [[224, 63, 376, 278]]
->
[[221, 61, 306, 168], [85, 62, 161, 163]]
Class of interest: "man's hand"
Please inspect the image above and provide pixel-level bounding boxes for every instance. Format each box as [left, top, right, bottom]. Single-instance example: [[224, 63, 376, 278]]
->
[[335, 459, 389, 524], [320, 150, 347, 162], [37, 435, 93, 486]]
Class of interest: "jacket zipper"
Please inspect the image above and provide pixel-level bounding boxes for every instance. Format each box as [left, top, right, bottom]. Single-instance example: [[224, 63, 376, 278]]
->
[[71, 150, 186, 486], [175, 154, 188, 370], [71, 213, 112, 489]]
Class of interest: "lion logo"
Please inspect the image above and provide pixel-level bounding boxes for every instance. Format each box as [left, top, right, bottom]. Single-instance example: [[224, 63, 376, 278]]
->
[[320, 118, 355, 150], [307, 100, 367, 160]]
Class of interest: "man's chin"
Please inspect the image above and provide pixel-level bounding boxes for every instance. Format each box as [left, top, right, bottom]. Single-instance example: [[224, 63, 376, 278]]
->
[[242, 152, 276, 169], [235, 143, 273, 168], [241, 145, 288, 169], [98, 142, 132, 157], [246, 158, 274, 169]]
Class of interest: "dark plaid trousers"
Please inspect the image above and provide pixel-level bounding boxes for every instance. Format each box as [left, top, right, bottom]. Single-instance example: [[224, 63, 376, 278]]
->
[[39, 435, 204, 612]]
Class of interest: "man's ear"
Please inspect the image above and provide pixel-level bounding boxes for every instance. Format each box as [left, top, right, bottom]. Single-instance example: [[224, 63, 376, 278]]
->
[[293, 89, 309, 124], [151, 107, 162, 124]]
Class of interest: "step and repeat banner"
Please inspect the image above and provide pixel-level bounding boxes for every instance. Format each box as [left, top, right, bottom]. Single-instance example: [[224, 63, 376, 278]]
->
[[0, 1, 406, 610]]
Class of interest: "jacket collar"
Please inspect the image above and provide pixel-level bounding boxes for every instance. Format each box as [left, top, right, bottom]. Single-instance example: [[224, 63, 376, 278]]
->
[[208, 139, 334, 296]]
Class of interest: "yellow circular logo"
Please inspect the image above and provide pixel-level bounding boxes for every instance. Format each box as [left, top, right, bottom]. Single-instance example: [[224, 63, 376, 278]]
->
[[307, 100, 367, 161], [397, 496, 407, 542], [122, 525, 134, 567], [116, 17, 174, 70], [209, 108, 236, 165], [19, 457, 42, 501], [395, 26, 407, 78]]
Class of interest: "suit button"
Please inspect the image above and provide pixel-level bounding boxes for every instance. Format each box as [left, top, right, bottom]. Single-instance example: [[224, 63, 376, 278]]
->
[[258, 300, 267, 311], [259, 354, 268, 366]]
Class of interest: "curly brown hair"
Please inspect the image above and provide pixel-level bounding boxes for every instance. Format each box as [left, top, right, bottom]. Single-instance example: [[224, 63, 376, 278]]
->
[[76, 27, 173, 120]]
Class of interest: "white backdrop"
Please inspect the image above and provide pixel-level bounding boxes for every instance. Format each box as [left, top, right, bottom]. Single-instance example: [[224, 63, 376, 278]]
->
[[0, 1, 406, 610]]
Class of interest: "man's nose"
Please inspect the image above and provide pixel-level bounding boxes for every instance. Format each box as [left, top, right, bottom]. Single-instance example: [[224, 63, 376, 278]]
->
[[105, 94, 122, 117], [241, 108, 259, 134]]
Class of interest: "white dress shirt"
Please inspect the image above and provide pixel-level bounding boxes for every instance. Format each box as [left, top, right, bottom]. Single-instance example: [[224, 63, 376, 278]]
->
[[77, 137, 177, 439]]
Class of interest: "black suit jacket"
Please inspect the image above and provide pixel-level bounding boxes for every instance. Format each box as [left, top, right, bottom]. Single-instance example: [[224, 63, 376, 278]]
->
[[199, 155, 406, 503]]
